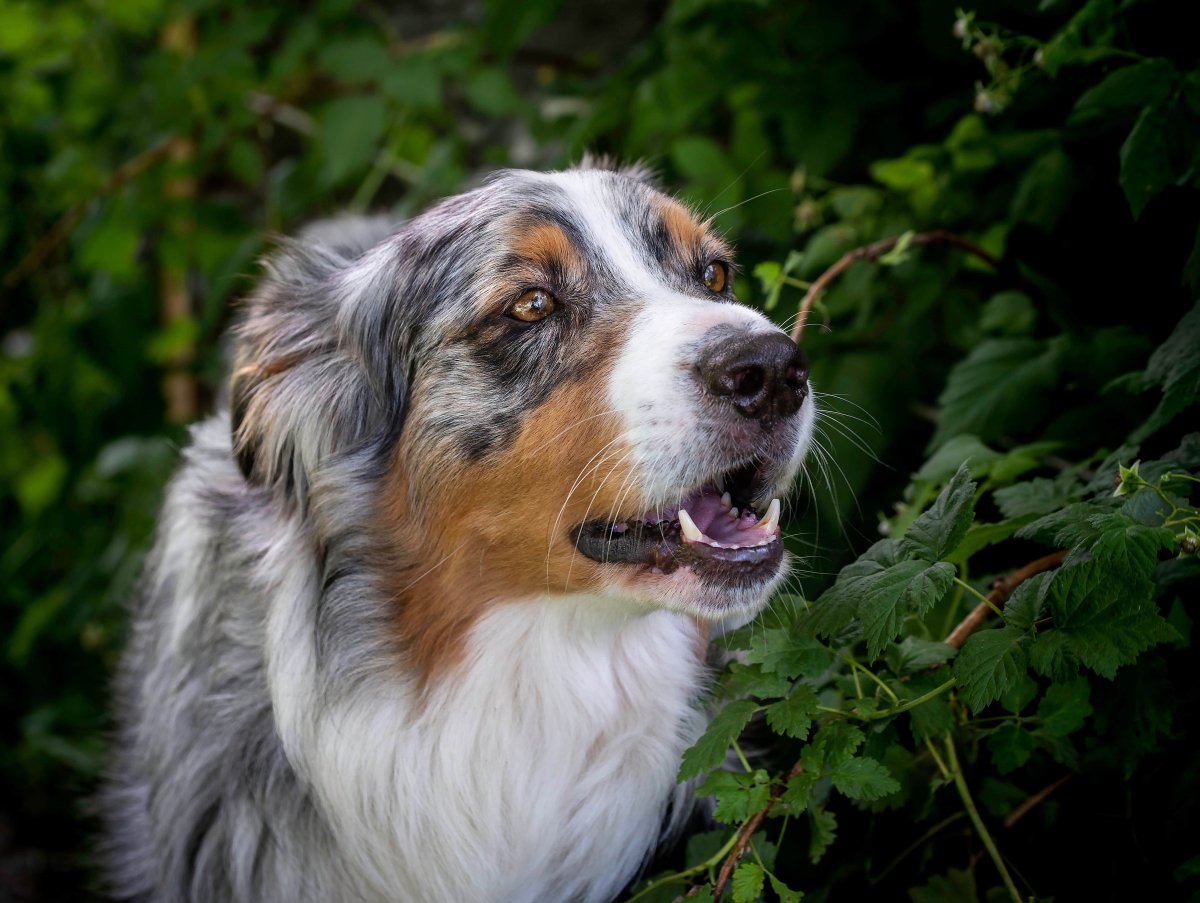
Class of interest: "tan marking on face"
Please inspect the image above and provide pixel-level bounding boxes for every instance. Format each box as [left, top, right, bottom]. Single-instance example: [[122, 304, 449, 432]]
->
[[378, 319, 641, 684], [513, 222, 584, 273], [657, 196, 708, 251]]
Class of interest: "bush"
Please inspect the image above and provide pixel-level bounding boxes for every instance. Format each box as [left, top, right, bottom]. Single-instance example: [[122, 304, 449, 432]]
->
[[1, 0, 1196, 899]]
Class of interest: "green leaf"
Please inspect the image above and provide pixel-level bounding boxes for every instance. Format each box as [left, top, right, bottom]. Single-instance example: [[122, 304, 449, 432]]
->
[[1132, 300, 1200, 442], [1119, 102, 1178, 219], [731, 861, 765, 903], [828, 756, 901, 801], [768, 873, 804, 903], [887, 636, 957, 675], [1000, 674, 1038, 714], [902, 675, 956, 742], [979, 291, 1036, 336], [807, 721, 866, 771], [994, 477, 1081, 519], [1046, 561, 1177, 679], [933, 338, 1064, 448], [677, 700, 758, 782], [954, 626, 1029, 712], [987, 723, 1036, 775], [698, 770, 772, 824], [901, 464, 977, 561], [745, 628, 835, 681], [1036, 677, 1093, 737], [908, 867, 978, 903], [804, 539, 901, 639], [318, 95, 389, 184], [1068, 57, 1176, 128], [765, 686, 819, 740], [916, 435, 1001, 483], [861, 560, 955, 658], [808, 807, 838, 864], [870, 156, 935, 191], [1004, 572, 1054, 632], [317, 35, 391, 83]]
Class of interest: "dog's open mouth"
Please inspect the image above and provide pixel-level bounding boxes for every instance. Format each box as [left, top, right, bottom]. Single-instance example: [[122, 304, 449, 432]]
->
[[571, 457, 783, 585]]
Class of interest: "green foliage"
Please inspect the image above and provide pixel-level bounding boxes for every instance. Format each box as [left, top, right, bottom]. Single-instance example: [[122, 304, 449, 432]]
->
[[3, 0, 1199, 900]]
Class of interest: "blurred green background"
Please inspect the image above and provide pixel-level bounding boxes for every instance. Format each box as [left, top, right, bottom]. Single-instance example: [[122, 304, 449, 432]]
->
[[2, 0, 1197, 899]]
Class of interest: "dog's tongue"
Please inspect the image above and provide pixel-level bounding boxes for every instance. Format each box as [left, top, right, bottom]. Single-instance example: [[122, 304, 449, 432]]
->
[[676, 488, 781, 549]]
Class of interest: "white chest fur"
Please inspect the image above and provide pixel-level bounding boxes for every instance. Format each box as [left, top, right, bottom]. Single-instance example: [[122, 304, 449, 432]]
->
[[268, 591, 708, 903]]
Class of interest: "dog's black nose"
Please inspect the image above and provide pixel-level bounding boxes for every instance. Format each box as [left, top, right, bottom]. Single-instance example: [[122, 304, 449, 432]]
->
[[697, 330, 809, 426]]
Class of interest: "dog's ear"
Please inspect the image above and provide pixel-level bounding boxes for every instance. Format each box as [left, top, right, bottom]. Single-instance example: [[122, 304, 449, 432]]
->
[[229, 228, 404, 499]]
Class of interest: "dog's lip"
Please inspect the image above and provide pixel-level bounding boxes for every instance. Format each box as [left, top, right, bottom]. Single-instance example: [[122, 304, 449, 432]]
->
[[569, 456, 784, 581]]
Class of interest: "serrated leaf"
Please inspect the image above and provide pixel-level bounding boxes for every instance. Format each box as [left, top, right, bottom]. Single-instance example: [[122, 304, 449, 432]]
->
[[721, 662, 792, 700], [745, 628, 835, 681], [828, 755, 901, 801], [1004, 571, 1054, 631], [698, 770, 772, 825], [805, 540, 901, 638], [765, 686, 819, 740], [806, 721, 866, 773], [1028, 630, 1076, 681], [1017, 502, 1125, 549], [887, 636, 957, 675], [808, 807, 838, 864], [1000, 675, 1038, 714], [902, 675, 956, 742], [678, 700, 758, 781], [779, 770, 817, 815], [860, 560, 956, 658], [916, 435, 1001, 483], [987, 724, 1036, 775], [994, 477, 1082, 519], [901, 464, 977, 561], [954, 625, 1029, 712], [768, 873, 804, 903], [908, 867, 979, 903], [1046, 561, 1177, 679], [1036, 677, 1093, 737], [933, 338, 1064, 447], [732, 861, 764, 903]]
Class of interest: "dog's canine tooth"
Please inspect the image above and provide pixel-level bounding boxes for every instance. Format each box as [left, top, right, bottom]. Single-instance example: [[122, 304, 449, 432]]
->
[[678, 509, 704, 542], [757, 499, 781, 533], [720, 491, 731, 510]]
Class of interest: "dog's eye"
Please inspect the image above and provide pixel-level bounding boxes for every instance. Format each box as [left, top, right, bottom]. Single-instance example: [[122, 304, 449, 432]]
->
[[702, 261, 728, 293], [508, 288, 558, 323]]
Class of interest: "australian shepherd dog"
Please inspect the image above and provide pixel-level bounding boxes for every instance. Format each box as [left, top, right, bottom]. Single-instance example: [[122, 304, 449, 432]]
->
[[102, 161, 814, 902]]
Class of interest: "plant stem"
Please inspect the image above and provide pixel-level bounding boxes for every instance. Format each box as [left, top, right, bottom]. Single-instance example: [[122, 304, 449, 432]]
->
[[731, 739, 754, 774], [845, 655, 900, 704], [953, 577, 1005, 618], [623, 830, 741, 903], [944, 734, 1023, 903]]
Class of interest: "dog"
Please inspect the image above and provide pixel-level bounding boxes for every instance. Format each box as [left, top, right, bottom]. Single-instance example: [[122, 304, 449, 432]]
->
[[102, 161, 815, 902]]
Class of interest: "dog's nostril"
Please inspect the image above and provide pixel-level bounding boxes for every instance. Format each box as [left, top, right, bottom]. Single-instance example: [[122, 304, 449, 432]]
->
[[730, 366, 765, 399]]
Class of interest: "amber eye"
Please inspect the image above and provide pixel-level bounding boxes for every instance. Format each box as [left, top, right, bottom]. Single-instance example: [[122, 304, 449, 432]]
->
[[703, 260, 728, 293], [508, 288, 558, 322]]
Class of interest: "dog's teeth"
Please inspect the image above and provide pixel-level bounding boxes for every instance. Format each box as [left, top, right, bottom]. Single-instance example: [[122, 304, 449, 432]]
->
[[757, 499, 781, 533], [678, 509, 704, 542], [728, 506, 739, 518], [720, 491, 732, 509]]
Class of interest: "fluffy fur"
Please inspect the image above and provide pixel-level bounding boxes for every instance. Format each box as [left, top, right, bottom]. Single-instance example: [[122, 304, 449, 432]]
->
[[103, 164, 814, 902]]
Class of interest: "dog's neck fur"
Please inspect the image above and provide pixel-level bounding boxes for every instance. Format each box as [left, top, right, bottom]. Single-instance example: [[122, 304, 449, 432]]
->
[[267, 559, 709, 902]]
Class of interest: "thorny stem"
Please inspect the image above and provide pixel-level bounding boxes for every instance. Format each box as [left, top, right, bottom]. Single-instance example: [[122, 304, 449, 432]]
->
[[791, 229, 1003, 342], [944, 734, 1024, 903]]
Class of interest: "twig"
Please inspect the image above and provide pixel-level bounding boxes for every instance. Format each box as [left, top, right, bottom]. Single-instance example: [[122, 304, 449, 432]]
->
[[944, 550, 1068, 649], [2, 135, 186, 292], [1003, 774, 1071, 829], [709, 761, 803, 901], [790, 229, 1002, 343]]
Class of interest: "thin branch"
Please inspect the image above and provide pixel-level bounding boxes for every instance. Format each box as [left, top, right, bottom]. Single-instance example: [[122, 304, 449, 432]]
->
[[3, 135, 186, 292], [1003, 774, 1071, 829], [709, 761, 803, 901], [791, 229, 1003, 343], [944, 550, 1068, 649]]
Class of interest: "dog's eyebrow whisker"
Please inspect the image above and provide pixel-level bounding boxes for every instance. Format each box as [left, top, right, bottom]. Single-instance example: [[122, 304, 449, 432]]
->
[[710, 187, 788, 220]]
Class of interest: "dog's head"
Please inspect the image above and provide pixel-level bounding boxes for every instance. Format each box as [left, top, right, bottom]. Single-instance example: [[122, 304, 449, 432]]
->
[[231, 163, 814, 675]]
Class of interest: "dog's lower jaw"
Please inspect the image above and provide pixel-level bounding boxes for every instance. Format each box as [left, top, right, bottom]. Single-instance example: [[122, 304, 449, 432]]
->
[[269, 588, 710, 903]]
